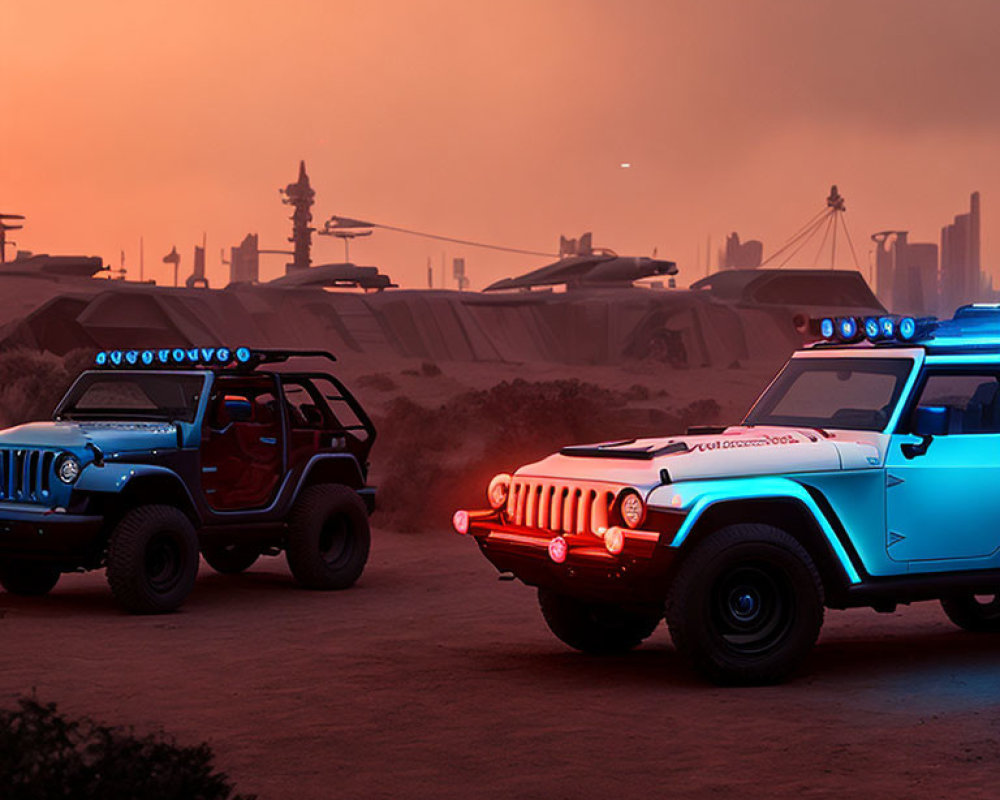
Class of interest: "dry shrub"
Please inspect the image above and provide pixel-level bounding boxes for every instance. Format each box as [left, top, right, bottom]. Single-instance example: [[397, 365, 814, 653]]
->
[[0, 348, 94, 427], [0, 696, 254, 800], [356, 373, 399, 392], [371, 379, 720, 532]]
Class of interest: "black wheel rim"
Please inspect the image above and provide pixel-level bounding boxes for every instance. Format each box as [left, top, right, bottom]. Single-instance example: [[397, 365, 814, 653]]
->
[[710, 562, 795, 655], [145, 533, 183, 593], [318, 514, 352, 568]]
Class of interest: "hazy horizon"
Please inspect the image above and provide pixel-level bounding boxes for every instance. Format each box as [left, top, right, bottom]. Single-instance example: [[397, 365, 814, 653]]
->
[[3, 0, 998, 291]]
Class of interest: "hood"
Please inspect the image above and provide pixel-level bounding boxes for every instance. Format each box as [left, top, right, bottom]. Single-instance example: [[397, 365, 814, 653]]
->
[[515, 426, 885, 488], [0, 421, 179, 453]]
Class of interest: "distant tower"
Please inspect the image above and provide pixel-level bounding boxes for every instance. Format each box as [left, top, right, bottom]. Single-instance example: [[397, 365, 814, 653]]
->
[[163, 245, 181, 287], [228, 233, 260, 285], [941, 191, 983, 309], [281, 161, 315, 274], [186, 236, 209, 288]]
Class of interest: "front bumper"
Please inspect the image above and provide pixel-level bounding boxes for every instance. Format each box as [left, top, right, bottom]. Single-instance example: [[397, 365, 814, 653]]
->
[[0, 504, 104, 562], [461, 509, 683, 604]]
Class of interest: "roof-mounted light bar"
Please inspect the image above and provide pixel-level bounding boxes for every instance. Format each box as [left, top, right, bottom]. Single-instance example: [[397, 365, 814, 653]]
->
[[93, 347, 336, 370], [813, 315, 936, 346]]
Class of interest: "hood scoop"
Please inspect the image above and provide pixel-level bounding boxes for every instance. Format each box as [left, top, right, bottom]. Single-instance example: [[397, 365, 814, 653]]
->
[[560, 439, 690, 460]]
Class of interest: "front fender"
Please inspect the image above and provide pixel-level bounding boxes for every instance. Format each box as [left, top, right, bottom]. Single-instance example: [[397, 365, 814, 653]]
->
[[76, 463, 187, 495], [646, 476, 861, 584]]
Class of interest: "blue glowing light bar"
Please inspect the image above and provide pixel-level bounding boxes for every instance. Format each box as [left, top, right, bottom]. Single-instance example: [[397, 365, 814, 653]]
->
[[94, 346, 253, 369]]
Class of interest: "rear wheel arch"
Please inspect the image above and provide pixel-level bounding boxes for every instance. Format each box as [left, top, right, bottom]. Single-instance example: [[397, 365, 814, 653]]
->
[[298, 456, 364, 493], [676, 497, 854, 603]]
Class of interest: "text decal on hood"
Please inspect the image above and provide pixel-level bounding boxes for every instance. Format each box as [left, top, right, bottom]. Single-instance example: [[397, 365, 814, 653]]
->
[[692, 433, 800, 452]]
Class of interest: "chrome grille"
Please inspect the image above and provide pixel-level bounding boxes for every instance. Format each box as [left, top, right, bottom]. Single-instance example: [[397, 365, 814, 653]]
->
[[0, 448, 56, 503], [508, 479, 617, 535]]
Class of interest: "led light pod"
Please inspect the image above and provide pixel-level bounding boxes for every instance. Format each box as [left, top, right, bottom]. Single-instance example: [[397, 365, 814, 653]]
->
[[879, 317, 895, 338], [819, 318, 835, 339], [898, 317, 917, 340], [95, 352, 108, 366], [55, 453, 81, 484], [838, 317, 858, 341], [604, 526, 625, 555], [452, 509, 470, 535], [864, 317, 880, 341], [548, 536, 568, 564], [617, 489, 645, 529], [487, 473, 511, 510]]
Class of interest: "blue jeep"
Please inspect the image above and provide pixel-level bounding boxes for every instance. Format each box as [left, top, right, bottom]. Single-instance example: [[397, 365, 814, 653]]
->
[[456, 305, 1000, 684], [0, 347, 376, 613]]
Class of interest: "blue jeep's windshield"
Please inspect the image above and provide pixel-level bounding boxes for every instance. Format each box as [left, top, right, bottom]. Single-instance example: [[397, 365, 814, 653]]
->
[[744, 357, 914, 432], [56, 372, 207, 423]]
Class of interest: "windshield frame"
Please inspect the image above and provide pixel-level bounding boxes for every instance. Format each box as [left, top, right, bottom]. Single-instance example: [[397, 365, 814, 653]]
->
[[55, 370, 211, 424], [742, 350, 922, 433]]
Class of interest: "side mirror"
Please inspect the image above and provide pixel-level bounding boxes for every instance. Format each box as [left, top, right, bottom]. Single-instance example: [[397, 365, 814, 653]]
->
[[912, 405, 948, 437]]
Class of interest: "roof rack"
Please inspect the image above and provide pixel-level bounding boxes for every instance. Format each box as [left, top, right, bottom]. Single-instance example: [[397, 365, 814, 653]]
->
[[249, 349, 337, 365]]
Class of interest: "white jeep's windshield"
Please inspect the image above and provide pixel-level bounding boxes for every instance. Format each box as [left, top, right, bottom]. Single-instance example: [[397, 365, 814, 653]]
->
[[57, 372, 207, 423], [744, 357, 913, 432]]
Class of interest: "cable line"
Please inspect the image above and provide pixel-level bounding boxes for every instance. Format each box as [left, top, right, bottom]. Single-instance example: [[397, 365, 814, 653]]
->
[[323, 215, 558, 258]]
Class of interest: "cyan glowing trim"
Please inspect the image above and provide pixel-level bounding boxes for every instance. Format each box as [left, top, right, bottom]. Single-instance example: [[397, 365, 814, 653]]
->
[[884, 350, 925, 431], [654, 477, 862, 584], [925, 353, 1000, 364]]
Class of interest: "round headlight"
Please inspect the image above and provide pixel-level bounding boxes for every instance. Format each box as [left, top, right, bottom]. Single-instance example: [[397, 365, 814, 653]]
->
[[487, 473, 511, 510], [56, 453, 81, 485], [618, 490, 645, 529]]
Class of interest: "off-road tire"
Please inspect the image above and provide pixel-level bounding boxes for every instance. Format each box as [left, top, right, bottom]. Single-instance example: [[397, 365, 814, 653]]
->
[[665, 523, 824, 685], [940, 593, 1000, 632], [106, 505, 199, 614], [0, 560, 61, 596], [202, 543, 260, 575], [538, 589, 662, 654], [286, 484, 370, 590]]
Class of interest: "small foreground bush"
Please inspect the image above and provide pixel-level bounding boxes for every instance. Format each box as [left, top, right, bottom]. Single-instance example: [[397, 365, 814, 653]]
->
[[0, 696, 255, 800]]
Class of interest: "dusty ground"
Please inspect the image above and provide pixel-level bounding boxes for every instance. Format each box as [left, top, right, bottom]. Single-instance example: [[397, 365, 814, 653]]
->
[[4, 528, 1000, 799]]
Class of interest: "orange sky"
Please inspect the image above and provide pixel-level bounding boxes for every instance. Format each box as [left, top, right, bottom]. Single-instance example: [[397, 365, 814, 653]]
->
[[3, 0, 999, 291]]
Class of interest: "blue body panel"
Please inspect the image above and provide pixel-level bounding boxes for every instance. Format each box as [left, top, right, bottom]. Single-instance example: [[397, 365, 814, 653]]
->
[[648, 476, 864, 584]]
